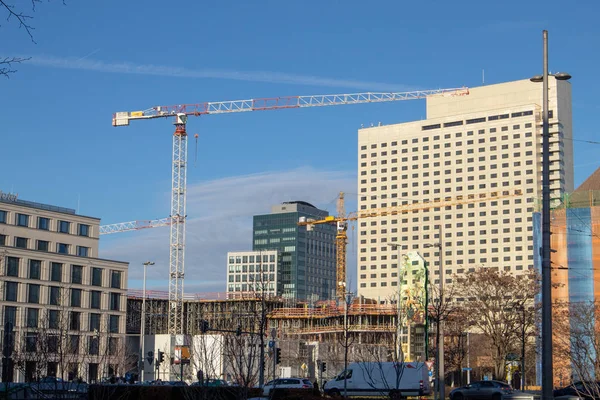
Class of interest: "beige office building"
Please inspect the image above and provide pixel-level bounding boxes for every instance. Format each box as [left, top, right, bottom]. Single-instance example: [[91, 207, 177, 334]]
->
[[357, 79, 573, 301], [0, 194, 129, 383]]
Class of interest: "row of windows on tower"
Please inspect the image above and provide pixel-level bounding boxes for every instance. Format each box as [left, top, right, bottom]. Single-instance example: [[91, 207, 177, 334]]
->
[[360, 128, 537, 155]]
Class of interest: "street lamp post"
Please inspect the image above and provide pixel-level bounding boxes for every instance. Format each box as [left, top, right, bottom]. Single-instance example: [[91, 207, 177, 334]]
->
[[140, 261, 155, 382], [390, 244, 405, 361], [343, 291, 353, 399], [425, 225, 444, 400], [530, 30, 571, 400]]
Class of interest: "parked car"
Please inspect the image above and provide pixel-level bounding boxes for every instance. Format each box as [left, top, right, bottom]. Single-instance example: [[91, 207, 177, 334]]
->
[[449, 380, 533, 400], [191, 379, 229, 387], [554, 381, 600, 400], [262, 377, 313, 395]]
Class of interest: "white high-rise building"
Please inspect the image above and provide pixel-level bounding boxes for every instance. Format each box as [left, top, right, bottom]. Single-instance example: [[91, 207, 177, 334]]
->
[[357, 79, 573, 301]]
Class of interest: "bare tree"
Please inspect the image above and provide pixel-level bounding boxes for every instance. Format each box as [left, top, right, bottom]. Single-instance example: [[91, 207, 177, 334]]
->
[[553, 300, 600, 395], [0, 0, 64, 77], [455, 268, 538, 380]]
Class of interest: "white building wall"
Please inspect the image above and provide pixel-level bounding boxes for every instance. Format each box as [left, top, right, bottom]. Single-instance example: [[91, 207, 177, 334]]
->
[[356, 79, 573, 301]]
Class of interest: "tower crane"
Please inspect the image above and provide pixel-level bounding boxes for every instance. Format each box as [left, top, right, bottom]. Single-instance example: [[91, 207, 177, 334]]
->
[[299, 188, 523, 300], [112, 87, 469, 335]]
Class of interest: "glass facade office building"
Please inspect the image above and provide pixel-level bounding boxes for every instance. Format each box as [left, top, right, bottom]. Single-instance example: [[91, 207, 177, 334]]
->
[[253, 201, 337, 301]]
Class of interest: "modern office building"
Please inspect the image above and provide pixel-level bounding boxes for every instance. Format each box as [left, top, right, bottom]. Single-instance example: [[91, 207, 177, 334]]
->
[[226, 250, 280, 298], [357, 78, 573, 300], [252, 201, 337, 301], [0, 193, 129, 383]]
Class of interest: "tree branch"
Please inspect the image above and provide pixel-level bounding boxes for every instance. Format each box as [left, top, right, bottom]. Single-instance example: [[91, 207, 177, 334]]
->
[[0, 56, 31, 78]]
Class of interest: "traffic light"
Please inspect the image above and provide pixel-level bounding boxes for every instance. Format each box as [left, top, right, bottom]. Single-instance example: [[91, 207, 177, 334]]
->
[[275, 348, 281, 364], [158, 350, 165, 364], [200, 320, 209, 333], [321, 362, 327, 372], [236, 326, 242, 336]]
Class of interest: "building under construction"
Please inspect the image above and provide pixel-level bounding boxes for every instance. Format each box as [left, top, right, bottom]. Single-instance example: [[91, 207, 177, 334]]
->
[[127, 290, 428, 380]]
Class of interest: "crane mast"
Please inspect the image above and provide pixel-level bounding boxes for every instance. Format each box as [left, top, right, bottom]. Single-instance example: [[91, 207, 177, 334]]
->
[[336, 192, 348, 300], [169, 114, 188, 335], [112, 87, 469, 334]]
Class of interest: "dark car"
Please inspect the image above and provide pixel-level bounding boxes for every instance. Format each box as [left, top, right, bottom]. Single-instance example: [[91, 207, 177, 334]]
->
[[554, 381, 600, 400], [450, 380, 532, 400]]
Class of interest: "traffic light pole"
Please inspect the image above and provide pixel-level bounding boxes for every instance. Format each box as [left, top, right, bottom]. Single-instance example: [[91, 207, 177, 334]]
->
[[272, 340, 277, 381]]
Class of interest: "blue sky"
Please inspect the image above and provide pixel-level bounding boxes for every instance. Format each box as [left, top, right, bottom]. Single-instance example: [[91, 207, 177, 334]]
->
[[2, 0, 599, 293]]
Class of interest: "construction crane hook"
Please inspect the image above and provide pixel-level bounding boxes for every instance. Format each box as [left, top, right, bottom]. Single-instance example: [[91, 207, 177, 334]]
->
[[194, 133, 199, 167]]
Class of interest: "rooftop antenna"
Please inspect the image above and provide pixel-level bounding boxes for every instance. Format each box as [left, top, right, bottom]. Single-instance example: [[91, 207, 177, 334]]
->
[[482, 69, 485, 85], [77, 193, 80, 214]]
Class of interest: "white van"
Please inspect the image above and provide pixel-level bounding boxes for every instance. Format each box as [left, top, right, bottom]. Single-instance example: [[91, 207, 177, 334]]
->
[[324, 361, 431, 398]]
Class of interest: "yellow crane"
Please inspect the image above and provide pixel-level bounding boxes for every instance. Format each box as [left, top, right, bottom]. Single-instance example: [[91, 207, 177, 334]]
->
[[299, 188, 523, 300]]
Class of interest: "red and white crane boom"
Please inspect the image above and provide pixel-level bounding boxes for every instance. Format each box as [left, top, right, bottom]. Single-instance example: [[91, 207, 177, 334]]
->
[[113, 88, 469, 126]]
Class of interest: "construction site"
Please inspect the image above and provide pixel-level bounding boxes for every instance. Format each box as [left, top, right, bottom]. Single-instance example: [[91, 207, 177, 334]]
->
[[125, 288, 427, 382]]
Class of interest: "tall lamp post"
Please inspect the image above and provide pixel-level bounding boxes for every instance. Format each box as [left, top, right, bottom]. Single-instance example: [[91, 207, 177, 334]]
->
[[425, 225, 444, 400], [140, 261, 155, 382], [390, 244, 405, 361], [529, 30, 571, 400]]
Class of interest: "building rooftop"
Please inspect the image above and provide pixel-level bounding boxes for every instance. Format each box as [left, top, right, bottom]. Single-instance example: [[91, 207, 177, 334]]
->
[[282, 200, 317, 208], [0, 192, 100, 220], [575, 167, 600, 192]]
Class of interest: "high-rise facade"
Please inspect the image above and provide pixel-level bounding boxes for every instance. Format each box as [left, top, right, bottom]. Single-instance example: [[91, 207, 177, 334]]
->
[[357, 78, 573, 301], [226, 250, 280, 298], [253, 201, 336, 301], [0, 194, 129, 383]]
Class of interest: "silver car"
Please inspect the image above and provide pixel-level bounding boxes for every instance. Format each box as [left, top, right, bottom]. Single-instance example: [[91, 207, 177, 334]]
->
[[450, 380, 533, 400], [262, 377, 313, 396]]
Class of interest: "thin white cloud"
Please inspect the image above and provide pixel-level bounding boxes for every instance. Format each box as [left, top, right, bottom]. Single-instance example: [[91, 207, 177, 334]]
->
[[100, 167, 357, 295], [25, 54, 411, 92]]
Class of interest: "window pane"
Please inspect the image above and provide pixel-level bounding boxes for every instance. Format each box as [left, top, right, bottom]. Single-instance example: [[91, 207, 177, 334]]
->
[[58, 221, 70, 234], [68, 335, 79, 354], [78, 224, 89, 237], [92, 268, 102, 286], [6, 257, 19, 277], [48, 310, 60, 329], [0, 210, 6, 223], [76, 246, 89, 257], [57, 243, 69, 254], [16, 214, 29, 227], [28, 284, 40, 303], [37, 217, 50, 230], [70, 312, 80, 330], [51, 263, 62, 282], [89, 337, 99, 355], [28, 260, 41, 279], [90, 291, 101, 309], [5, 282, 17, 302], [26, 308, 39, 328], [4, 306, 17, 327], [71, 289, 81, 307], [89, 313, 101, 332], [109, 315, 119, 333], [49, 287, 60, 306], [15, 237, 28, 249], [111, 271, 121, 289], [110, 293, 120, 311], [71, 265, 83, 284], [36, 240, 49, 251], [0, 234, 5, 245]]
